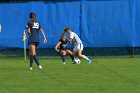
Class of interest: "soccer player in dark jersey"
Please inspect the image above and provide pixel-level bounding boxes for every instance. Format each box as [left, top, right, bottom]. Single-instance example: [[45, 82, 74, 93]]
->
[[27, 12, 47, 70], [55, 34, 74, 64]]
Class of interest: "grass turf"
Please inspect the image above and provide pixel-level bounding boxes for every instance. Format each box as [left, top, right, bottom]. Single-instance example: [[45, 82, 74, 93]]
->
[[0, 56, 140, 93]]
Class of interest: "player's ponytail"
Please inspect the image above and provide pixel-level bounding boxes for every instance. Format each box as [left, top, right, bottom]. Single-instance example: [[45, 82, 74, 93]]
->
[[29, 12, 36, 27]]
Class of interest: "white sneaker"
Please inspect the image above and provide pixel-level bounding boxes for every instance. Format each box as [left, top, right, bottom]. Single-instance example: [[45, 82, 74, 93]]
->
[[30, 67, 33, 70], [38, 65, 42, 70], [63, 62, 66, 65]]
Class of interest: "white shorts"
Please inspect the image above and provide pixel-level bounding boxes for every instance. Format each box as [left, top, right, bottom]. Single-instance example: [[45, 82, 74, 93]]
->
[[73, 43, 83, 51]]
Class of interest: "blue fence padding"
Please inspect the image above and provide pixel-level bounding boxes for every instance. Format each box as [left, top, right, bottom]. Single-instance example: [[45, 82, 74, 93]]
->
[[81, 0, 133, 47], [0, 0, 139, 48], [134, 0, 140, 47]]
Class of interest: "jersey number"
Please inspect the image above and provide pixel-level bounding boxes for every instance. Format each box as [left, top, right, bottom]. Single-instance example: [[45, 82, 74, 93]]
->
[[32, 22, 39, 29]]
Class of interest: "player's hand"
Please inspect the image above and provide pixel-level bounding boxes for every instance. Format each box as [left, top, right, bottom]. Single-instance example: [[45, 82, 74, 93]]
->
[[56, 49, 60, 52], [28, 32, 31, 36], [68, 39, 73, 44], [44, 38, 47, 43], [69, 40, 73, 44]]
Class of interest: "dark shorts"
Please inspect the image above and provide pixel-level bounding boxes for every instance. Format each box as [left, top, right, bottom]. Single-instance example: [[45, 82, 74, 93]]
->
[[28, 42, 39, 47], [59, 48, 68, 52]]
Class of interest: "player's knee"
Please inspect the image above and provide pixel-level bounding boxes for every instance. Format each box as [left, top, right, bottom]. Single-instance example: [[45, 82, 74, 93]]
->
[[78, 54, 82, 58], [69, 51, 73, 55], [32, 52, 36, 56], [32, 54, 36, 56], [30, 51, 34, 56], [70, 53, 73, 56], [67, 51, 73, 55], [61, 51, 66, 55]]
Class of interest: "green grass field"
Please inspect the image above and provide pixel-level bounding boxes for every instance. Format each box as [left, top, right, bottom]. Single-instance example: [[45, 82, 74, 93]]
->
[[0, 56, 140, 93]]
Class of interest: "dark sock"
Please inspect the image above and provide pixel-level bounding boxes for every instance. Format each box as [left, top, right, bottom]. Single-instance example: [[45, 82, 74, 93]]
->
[[70, 55, 74, 61], [30, 55, 33, 67], [61, 55, 66, 62], [33, 55, 40, 66]]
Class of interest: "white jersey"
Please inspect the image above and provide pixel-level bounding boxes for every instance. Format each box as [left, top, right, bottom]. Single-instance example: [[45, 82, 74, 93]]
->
[[70, 32, 82, 44]]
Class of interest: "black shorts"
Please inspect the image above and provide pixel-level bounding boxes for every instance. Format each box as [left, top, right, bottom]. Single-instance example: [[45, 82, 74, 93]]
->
[[28, 42, 39, 47], [59, 48, 68, 52]]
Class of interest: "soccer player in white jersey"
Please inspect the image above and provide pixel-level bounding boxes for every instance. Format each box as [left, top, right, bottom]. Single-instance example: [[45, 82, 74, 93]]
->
[[63, 28, 91, 64]]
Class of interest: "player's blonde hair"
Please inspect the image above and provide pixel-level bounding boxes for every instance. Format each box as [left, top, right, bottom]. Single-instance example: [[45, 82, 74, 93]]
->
[[61, 34, 66, 39]]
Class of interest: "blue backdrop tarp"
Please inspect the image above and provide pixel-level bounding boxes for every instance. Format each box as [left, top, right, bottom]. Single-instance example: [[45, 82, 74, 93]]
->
[[0, 0, 139, 48]]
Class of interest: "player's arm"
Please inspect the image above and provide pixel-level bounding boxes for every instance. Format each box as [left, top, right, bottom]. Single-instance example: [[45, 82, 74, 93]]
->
[[40, 28, 47, 43], [69, 33, 74, 44], [69, 38, 73, 44], [55, 42, 61, 52], [27, 23, 31, 36], [27, 28, 31, 36]]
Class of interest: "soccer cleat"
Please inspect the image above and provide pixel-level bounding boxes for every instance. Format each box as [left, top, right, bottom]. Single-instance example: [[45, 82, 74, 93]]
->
[[38, 65, 42, 70], [88, 59, 91, 64], [29, 67, 33, 70], [71, 61, 76, 64], [63, 62, 66, 65]]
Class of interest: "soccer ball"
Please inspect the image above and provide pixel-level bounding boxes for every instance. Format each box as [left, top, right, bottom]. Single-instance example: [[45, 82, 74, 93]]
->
[[74, 58, 81, 64]]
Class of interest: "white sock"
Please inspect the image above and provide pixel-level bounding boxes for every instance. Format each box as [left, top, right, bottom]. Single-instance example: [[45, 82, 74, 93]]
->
[[81, 55, 89, 60]]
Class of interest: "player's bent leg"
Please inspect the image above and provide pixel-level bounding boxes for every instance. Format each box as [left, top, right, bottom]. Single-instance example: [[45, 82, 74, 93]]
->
[[66, 50, 73, 55], [60, 50, 66, 64], [71, 50, 78, 64], [72, 50, 77, 56], [66, 50, 75, 63], [78, 49, 91, 64]]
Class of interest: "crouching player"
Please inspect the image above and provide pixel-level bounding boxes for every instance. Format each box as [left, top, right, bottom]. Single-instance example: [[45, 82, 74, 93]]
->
[[63, 28, 91, 64], [55, 34, 74, 64]]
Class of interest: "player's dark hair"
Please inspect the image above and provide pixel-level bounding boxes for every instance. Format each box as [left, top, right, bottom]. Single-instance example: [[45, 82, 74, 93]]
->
[[29, 12, 36, 19], [29, 12, 36, 27], [64, 28, 71, 33]]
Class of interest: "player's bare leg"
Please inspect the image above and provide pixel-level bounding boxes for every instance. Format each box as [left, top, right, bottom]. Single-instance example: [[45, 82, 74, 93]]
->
[[29, 48, 33, 70], [30, 44, 42, 69], [66, 50, 74, 63], [72, 50, 77, 56], [77, 49, 91, 64]]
